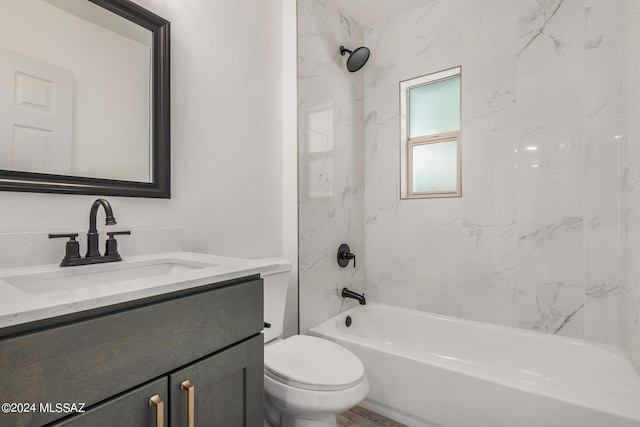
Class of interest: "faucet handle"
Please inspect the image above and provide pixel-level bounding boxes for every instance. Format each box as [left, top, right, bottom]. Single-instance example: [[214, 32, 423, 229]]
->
[[106, 231, 131, 238], [48, 233, 81, 265], [105, 230, 130, 257], [48, 232, 79, 240]]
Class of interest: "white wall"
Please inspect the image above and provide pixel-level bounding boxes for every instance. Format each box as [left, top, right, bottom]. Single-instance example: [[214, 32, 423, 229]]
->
[[0, 0, 285, 262]]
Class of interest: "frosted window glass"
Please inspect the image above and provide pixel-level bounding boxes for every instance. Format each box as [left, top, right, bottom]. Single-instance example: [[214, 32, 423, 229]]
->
[[409, 76, 460, 138], [412, 140, 458, 193]]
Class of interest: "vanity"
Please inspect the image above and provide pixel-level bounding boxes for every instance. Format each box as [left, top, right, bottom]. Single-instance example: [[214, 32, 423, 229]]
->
[[0, 252, 277, 427], [0, 0, 272, 424]]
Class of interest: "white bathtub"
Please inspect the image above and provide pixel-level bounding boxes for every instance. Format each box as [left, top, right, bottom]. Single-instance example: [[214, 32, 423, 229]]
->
[[308, 303, 640, 427]]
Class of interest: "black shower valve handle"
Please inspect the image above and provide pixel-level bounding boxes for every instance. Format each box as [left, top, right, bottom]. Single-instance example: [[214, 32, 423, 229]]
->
[[337, 243, 356, 268], [347, 252, 356, 268]]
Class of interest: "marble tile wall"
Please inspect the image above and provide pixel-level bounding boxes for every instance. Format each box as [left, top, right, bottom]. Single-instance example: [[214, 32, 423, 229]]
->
[[622, 0, 640, 372], [363, 0, 622, 342], [298, 0, 366, 332], [298, 0, 625, 344]]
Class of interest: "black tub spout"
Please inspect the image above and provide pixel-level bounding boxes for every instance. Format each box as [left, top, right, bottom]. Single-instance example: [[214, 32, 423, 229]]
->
[[342, 287, 366, 305]]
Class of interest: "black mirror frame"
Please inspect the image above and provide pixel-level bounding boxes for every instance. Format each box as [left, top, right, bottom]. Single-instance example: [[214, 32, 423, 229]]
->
[[0, 0, 170, 198]]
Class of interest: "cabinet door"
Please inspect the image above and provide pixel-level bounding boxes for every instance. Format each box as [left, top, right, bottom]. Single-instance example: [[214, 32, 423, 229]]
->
[[170, 334, 264, 427], [51, 377, 168, 427]]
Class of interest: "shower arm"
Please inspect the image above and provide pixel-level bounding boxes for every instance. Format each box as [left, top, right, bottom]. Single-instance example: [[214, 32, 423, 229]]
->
[[340, 46, 352, 56]]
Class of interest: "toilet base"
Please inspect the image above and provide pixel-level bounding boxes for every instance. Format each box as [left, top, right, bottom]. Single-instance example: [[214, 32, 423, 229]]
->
[[264, 370, 369, 427], [281, 413, 336, 427], [265, 395, 337, 427]]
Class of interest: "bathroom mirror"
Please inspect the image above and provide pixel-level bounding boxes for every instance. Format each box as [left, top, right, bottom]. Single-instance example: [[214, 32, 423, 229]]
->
[[0, 0, 170, 198]]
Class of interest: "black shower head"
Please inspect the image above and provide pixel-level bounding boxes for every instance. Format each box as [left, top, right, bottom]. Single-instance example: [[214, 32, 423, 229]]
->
[[340, 45, 370, 72]]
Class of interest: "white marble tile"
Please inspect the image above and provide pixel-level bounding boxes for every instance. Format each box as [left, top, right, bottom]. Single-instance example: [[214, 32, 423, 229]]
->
[[516, 175, 585, 338], [624, 0, 640, 372], [415, 228, 464, 292], [363, 143, 400, 225], [584, 115, 622, 230], [378, 226, 417, 291], [299, 255, 334, 332], [583, 0, 622, 119], [584, 228, 620, 344], [516, 173, 584, 236], [307, 157, 334, 198], [517, 213, 584, 288], [461, 59, 517, 136], [463, 293, 518, 327], [298, 0, 366, 332], [415, 0, 463, 75], [378, 286, 420, 311], [300, 0, 624, 347], [517, 0, 583, 61], [363, 223, 381, 295], [516, 0, 584, 177], [462, 0, 516, 54], [517, 280, 585, 337], [364, 9, 417, 86], [462, 131, 517, 227], [585, 286, 621, 344], [461, 0, 517, 135], [620, 288, 630, 358], [415, 287, 464, 317], [463, 226, 517, 298]]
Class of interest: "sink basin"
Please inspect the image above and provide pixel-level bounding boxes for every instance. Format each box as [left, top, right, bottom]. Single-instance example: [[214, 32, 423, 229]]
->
[[3, 259, 217, 295]]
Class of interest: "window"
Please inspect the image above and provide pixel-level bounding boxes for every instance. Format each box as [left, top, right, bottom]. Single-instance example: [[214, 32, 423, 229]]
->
[[400, 67, 461, 199]]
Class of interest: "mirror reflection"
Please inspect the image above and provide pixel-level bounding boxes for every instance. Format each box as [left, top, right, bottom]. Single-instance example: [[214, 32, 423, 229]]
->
[[0, 0, 153, 183]]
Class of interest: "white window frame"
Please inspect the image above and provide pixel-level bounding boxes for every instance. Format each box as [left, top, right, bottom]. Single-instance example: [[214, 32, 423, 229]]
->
[[399, 66, 462, 199]]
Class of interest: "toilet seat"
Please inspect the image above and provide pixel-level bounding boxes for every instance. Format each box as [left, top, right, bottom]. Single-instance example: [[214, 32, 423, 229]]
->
[[264, 335, 365, 391]]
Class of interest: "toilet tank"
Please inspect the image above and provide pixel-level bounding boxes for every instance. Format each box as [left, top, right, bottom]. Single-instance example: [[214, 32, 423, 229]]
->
[[259, 257, 291, 343]]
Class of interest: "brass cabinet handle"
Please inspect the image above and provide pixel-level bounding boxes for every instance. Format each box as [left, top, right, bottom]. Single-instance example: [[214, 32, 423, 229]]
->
[[180, 380, 195, 427], [148, 394, 164, 427]]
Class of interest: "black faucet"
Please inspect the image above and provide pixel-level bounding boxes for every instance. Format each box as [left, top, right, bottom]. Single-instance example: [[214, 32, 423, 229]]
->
[[49, 198, 130, 267], [86, 199, 117, 258], [342, 287, 366, 305]]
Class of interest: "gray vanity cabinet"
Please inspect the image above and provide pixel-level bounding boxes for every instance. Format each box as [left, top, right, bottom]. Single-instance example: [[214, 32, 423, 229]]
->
[[0, 276, 264, 427], [51, 378, 169, 427], [51, 335, 263, 427]]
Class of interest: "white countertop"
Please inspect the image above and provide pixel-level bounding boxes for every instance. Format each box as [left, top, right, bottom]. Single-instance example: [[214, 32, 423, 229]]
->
[[0, 251, 278, 330]]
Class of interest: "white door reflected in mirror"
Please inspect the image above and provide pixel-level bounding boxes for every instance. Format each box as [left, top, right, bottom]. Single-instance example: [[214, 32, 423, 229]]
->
[[0, 47, 73, 175], [0, 0, 152, 183]]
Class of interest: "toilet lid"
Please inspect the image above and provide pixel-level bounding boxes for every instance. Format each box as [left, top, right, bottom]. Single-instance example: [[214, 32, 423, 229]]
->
[[264, 335, 365, 391]]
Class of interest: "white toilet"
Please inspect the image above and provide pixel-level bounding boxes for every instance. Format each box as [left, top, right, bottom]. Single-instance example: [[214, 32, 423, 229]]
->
[[260, 258, 369, 427]]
